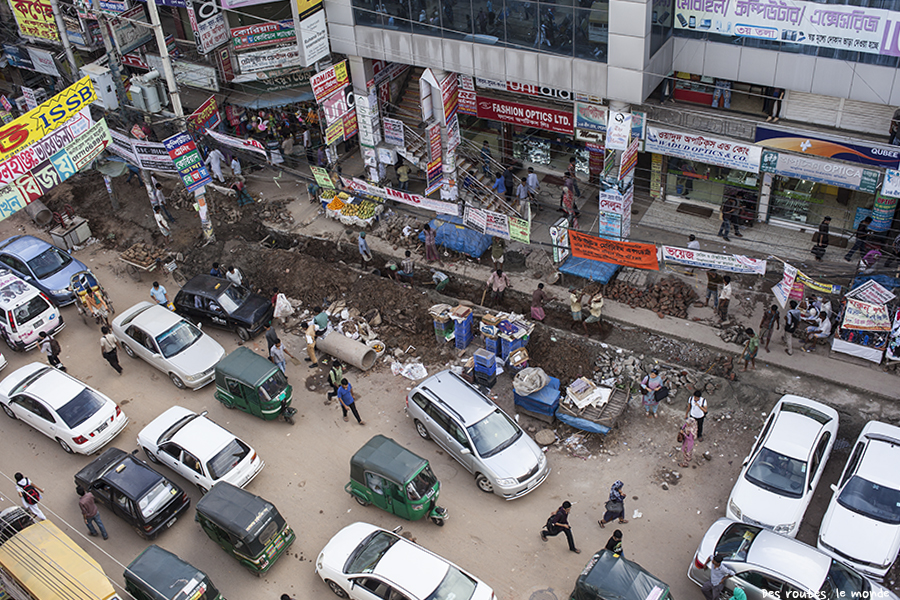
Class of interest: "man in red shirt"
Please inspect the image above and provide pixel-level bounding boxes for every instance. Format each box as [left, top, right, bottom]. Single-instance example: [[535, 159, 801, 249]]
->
[[77, 486, 108, 540]]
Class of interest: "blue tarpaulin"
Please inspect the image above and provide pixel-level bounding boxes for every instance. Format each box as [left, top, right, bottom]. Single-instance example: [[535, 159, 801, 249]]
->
[[514, 376, 561, 419], [418, 216, 493, 258], [850, 274, 900, 293], [557, 256, 621, 284], [555, 409, 611, 434]]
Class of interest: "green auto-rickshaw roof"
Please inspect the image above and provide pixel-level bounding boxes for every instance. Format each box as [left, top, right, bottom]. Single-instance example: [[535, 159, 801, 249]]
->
[[125, 545, 208, 600], [195, 481, 277, 543], [351, 435, 429, 485], [215, 346, 277, 388]]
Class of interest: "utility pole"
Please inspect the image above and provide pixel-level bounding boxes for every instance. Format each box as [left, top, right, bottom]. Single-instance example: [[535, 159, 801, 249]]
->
[[90, 0, 128, 107], [144, 0, 183, 118], [49, 0, 78, 79]]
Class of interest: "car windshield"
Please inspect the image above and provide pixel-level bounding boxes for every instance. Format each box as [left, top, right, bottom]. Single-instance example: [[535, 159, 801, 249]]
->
[[345, 531, 398, 574], [407, 465, 437, 501], [155, 321, 203, 359], [207, 439, 251, 480], [745, 447, 807, 498], [159, 414, 199, 444], [259, 371, 288, 401], [26, 247, 72, 279], [714, 523, 760, 562], [216, 285, 250, 314], [138, 479, 178, 519], [466, 409, 521, 458], [425, 565, 478, 600], [56, 388, 106, 429], [837, 475, 900, 525], [821, 559, 869, 600], [13, 296, 50, 324]]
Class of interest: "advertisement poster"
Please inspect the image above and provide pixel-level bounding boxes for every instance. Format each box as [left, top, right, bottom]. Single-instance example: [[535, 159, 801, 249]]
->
[[187, 0, 229, 54], [886, 308, 900, 362], [311, 166, 334, 188], [187, 96, 221, 132], [464, 206, 487, 233], [845, 279, 896, 305], [27, 47, 60, 77], [383, 118, 405, 147], [597, 212, 623, 240], [508, 215, 531, 243], [20, 87, 38, 111], [343, 176, 459, 215], [842, 299, 892, 331], [163, 132, 212, 192], [772, 262, 798, 307], [871, 193, 899, 233], [325, 120, 344, 145], [575, 102, 607, 133], [458, 75, 477, 116], [236, 45, 303, 74], [205, 129, 267, 157], [759, 150, 879, 192], [475, 97, 574, 135], [297, 9, 330, 67], [796, 271, 841, 295], [618, 138, 640, 189], [755, 125, 899, 169], [646, 126, 763, 173], [12, 0, 59, 41], [426, 158, 442, 196], [661, 246, 767, 274], [606, 111, 632, 151], [569, 230, 659, 270], [882, 168, 900, 198], [231, 20, 295, 49], [484, 210, 510, 239], [598, 190, 632, 215], [311, 60, 349, 103], [0, 108, 92, 185], [112, 5, 153, 55]]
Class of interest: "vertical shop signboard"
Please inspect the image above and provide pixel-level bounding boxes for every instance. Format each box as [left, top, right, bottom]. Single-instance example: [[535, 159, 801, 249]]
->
[[383, 118, 404, 147], [618, 138, 639, 190], [871, 193, 899, 232], [20, 88, 38, 111], [187, 0, 229, 55], [11, 0, 59, 41], [426, 124, 442, 194], [458, 75, 477, 116], [606, 111, 631, 151], [163, 132, 212, 193], [484, 210, 510, 239], [650, 153, 663, 199], [587, 142, 603, 185]]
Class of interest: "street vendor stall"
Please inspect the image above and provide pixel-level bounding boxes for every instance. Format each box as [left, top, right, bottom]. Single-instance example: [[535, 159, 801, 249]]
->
[[321, 190, 384, 228], [831, 297, 892, 363]]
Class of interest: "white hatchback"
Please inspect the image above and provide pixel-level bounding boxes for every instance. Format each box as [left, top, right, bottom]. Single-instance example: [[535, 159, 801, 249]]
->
[[818, 421, 900, 578], [726, 395, 838, 537], [317, 522, 495, 600], [112, 302, 225, 389], [0, 363, 128, 454], [138, 406, 264, 494]]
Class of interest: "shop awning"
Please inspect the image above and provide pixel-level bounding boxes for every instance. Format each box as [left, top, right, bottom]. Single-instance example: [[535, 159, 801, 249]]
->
[[226, 85, 314, 110]]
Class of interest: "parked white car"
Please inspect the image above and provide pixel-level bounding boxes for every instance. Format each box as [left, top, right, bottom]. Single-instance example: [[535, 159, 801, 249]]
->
[[316, 522, 495, 600], [0, 363, 128, 454], [726, 395, 838, 537], [688, 518, 898, 600], [818, 421, 900, 578], [138, 406, 264, 494], [112, 302, 225, 389]]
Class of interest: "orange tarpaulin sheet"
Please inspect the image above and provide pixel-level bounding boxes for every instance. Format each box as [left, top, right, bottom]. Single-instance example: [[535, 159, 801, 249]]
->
[[568, 230, 659, 270]]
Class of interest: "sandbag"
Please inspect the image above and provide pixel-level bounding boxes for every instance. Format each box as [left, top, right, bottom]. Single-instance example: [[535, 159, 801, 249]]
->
[[513, 367, 550, 396]]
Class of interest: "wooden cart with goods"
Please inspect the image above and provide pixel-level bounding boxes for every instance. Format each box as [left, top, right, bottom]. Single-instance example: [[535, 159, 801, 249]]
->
[[555, 377, 633, 434], [118, 243, 184, 284]]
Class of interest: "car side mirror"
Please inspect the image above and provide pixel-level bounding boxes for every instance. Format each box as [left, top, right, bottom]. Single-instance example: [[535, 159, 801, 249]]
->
[[200, 410, 208, 417], [460, 448, 471, 455], [131, 449, 138, 455], [830, 484, 838, 492]]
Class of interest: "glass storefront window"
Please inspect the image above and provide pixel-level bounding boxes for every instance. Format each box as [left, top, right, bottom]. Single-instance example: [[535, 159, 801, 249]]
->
[[665, 158, 760, 220], [649, 0, 672, 55], [505, 0, 537, 50], [769, 177, 876, 233], [574, 4, 607, 60]]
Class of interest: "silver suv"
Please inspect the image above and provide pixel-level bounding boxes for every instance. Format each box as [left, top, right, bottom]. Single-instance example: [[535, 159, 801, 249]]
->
[[406, 370, 550, 500]]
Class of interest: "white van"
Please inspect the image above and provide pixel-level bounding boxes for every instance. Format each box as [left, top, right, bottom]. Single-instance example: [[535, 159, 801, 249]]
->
[[0, 270, 64, 351]]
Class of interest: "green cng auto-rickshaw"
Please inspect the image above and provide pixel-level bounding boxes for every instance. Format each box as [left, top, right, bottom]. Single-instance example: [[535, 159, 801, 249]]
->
[[214, 346, 296, 424], [195, 481, 295, 576], [125, 545, 225, 600], [345, 435, 448, 526]]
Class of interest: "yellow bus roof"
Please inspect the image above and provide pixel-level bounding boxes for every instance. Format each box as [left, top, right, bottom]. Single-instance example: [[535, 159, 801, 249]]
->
[[0, 521, 117, 600]]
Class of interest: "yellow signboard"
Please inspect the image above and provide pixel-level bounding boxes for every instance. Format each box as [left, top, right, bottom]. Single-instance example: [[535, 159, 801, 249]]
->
[[297, 0, 323, 18], [11, 0, 59, 41], [0, 77, 96, 163]]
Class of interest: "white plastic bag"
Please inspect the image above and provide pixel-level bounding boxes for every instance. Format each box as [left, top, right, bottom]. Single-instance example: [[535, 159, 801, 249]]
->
[[273, 293, 293, 319]]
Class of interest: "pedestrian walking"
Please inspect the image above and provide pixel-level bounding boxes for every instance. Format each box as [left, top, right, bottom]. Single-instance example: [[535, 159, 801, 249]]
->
[[423, 223, 441, 264], [704, 269, 722, 308], [327, 362, 344, 402], [701, 555, 736, 600], [230, 156, 242, 177], [100, 326, 122, 375], [38, 331, 65, 371], [782, 300, 800, 355], [605, 530, 624, 555], [845, 216, 873, 261], [486, 268, 510, 305], [584, 291, 604, 335], [336, 378, 365, 425], [150, 281, 168, 306], [205, 148, 226, 183], [598, 480, 629, 527], [317, 145, 327, 167], [741, 328, 759, 371], [640, 368, 665, 418], [264, 322, 279, 355], [225, 265, 243, 286], [758, 305, 780, 352], [526, 166, 540, 203], [76, 485, 108, 539], [679, 417, 698, 468], [717, 196, 741, 241], [540, 501, 581, 554], [396, 162, 411, 191], [531, 283, 547, 321], [153, 206, 171, 247], [269, 339, 294, 375], [151, 184, 176, 222], [569, 287, 583, 328], [210, 262, 224, 278], [811, 216, 830, 261], [685, 390, 707, 439], [480, 140, 492, 176], [358, 232, 373, 269], [304, 321, 318, 368], [516, 177, 529, 214], [15, 473, 46, 521], [502, 166, 515, 204], [491, 171, 507, 198], [718, 276, 733, 321], [687, 234, 700, 250], [490, 237, 505, 271]]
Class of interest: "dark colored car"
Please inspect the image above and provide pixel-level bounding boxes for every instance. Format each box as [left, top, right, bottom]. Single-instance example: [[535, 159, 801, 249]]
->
[[0, 235, 89, 306], [74, 447, 191, 539], [173, 275, 273, 341]]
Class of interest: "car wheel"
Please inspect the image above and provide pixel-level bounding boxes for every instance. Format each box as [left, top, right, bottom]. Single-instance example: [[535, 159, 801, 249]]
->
[[431, 517, 445, 526], [326, 581, 349, 598], [57, 438, 74, 454], [2, 404, 16, 420], [354, 495, 369, 507], [169, 373, 186, 389], [475, 474, 493, 494], [236, 327, 250, 342], [415, 420, 430, 440], [143, 447, 160, 463], [3, 335, 17, 352], [133, 526, 148, 539], [122, 343, 136, 358]]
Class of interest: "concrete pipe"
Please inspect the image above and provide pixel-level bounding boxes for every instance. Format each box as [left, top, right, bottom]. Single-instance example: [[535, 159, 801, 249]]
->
[[25, 201, 53, 227], [318, 331, 378, 371]]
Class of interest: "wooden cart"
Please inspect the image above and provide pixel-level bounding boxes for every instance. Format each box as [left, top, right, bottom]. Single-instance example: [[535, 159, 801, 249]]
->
[[555, 382, 633, 434], [118, 244, 185, 284]]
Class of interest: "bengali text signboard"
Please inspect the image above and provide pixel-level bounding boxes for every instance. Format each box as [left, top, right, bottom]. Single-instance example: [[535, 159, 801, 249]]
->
[[231, 19, 295, 49], [645, 126, 762, 173], [569, 230, 659, 270], [163, 132, 212, 192]]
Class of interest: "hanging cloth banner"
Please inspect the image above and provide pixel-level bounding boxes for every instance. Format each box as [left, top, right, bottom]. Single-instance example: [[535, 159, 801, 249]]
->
[[771, 263, 798, 308], [661, 246, 767, 275], [842, 299, 891, 332], [796, 271, 841, 295], [569, 230, 659, 270]]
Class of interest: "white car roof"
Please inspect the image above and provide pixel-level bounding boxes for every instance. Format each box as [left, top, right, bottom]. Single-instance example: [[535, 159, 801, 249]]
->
[[857, 422, 900, 489], [115, 302, 184, 334], [142, 406, 238, 460], [375, 538, 450, 599], [21, 368, 87, 409], [765, 396, 836, 460], [746, 528, 832, 591]]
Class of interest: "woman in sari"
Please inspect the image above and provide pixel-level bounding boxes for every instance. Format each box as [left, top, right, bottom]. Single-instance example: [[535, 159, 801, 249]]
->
[[680, 417, 698, 468], [598, 480, 628, 527]]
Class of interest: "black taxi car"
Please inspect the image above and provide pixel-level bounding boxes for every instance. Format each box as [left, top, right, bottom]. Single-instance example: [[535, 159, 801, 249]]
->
[[74, 447, 191, 539], [173, 275, 273, 341]]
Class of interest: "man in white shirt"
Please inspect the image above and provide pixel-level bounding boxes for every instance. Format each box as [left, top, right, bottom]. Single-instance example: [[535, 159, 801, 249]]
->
[[205, 148, 226, 183], [225, 265, 243, 286], [717, 276, 733, 321], [685, 390, 708, 440], [231, 156, 241, 177], [803, 313, 832, 352], [526, 167, 540, 200], [687, 234, 700, 250]]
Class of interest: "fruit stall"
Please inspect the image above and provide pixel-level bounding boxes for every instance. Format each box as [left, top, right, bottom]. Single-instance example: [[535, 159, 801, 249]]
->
[[321, 190, 384, 228]]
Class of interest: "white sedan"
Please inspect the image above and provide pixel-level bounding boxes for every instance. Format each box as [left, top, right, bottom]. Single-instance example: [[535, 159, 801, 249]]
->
[[0, 363, 128, 454], [726, 395, 838, 537], [317, 522, 495, 600], [112, 302, 225, 389], [818, 421, 900, 578], [138, 406, 264, 494]]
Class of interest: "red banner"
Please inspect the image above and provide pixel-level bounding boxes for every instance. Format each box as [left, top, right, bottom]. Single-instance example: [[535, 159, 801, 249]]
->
[[568, 230, 659, 270], [476, 96, 573, 134], [311, 60, 349, 103]]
